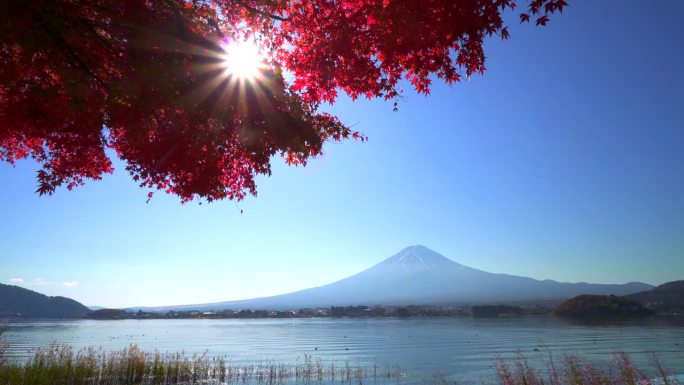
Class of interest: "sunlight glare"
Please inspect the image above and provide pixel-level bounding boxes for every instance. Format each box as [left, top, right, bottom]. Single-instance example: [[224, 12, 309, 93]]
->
[[220, 39, 266, 80]]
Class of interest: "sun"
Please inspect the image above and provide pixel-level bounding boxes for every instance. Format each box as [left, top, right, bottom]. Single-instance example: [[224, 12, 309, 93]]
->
[[220, 39, 266, 80]]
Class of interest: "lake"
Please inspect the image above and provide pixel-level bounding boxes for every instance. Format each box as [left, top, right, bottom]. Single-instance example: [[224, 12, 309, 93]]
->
[[3, 317, 684, 384]]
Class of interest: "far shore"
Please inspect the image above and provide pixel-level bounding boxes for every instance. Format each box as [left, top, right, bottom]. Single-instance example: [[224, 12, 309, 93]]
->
[[5, 303, 681, 322]]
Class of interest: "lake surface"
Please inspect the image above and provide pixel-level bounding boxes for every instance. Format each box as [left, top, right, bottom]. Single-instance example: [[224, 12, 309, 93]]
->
[[4, 317, 684, 384]]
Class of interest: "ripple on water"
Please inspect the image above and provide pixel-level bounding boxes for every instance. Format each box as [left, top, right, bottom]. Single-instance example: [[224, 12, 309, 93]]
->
[[4, 317, 684, 383]]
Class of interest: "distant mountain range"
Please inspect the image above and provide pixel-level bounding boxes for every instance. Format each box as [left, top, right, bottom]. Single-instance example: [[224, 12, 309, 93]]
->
[[0, 283, 90, 318], [132, 245, 654, 312]]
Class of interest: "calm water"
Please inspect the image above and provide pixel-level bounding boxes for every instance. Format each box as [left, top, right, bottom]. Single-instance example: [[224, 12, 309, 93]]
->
[[4, 317, 684, 383]]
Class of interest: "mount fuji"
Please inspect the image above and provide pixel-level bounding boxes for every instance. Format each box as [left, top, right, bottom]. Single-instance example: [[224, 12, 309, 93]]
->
[[134, 246, 652, 312]]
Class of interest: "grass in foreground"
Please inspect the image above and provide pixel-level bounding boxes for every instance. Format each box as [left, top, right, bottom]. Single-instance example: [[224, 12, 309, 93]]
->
[[0, 342, 404, 385], [494, 352, 680, 385], [0, 325, 680, 385], [0, 345, 681, 385]]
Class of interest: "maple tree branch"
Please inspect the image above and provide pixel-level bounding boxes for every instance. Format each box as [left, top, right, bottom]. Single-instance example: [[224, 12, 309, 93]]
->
[[162, 0, 189, 40], [28, 7, 110, 92], [206, 16, 227, 39], [77, 19, 115, 51], [234, 0, 289, 22]]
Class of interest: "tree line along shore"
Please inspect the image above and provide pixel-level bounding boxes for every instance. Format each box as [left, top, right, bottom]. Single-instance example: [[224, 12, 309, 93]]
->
[[85, 294, 667, 320]]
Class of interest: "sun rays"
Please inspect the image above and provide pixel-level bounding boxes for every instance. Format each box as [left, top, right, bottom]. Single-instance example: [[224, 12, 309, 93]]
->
[[175, 36, 282, 120], [219, 39, 266, 81]]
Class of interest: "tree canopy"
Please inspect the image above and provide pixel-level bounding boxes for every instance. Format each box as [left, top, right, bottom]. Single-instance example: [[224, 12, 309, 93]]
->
[[0, 0, 566, 202]]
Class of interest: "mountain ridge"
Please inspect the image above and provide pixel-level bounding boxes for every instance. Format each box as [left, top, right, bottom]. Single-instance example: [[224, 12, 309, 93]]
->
[[130, 245, 653, 312], [0, 283, 90, 318], [626, 280, 684, 314]]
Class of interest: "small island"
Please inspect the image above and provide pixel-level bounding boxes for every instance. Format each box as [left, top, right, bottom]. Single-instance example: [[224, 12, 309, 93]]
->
[[553, 294, 654, 318]]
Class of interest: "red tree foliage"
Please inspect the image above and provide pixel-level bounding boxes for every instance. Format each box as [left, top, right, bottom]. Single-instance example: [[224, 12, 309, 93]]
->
[[0, 0, 565, 202]]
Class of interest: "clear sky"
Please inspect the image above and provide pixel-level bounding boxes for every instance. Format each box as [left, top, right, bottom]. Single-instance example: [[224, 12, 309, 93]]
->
[[1, 1, 682, 308]]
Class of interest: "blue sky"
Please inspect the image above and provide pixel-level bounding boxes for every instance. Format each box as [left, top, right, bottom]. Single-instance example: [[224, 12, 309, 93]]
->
[[1, 1, 683, 308]]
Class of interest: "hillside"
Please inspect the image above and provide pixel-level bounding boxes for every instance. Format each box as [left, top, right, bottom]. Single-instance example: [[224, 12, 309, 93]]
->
[[132, 246, 653, 312], [86, 309, 130, 319], [554, 294, 654, 318], [0, 283, 90, 318], [627, 280, 684, 314]]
